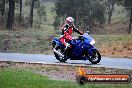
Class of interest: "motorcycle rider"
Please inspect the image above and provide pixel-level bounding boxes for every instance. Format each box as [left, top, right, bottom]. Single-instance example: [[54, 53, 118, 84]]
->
[[60, 17, 83, 55]]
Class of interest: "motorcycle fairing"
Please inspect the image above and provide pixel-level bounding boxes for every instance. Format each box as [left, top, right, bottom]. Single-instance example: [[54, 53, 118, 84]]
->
[[52, 33, 97, 60]]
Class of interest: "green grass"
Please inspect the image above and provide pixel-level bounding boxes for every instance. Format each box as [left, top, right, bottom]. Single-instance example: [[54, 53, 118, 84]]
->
[[93, 34, 132, 50], [93, 34, 132, 43], [0, 68, 131, 88]]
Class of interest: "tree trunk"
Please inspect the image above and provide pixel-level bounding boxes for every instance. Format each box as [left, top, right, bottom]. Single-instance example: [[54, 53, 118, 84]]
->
[[29, 0, 35, 28], [108, 2, 114, 24], [1, 0, 5, 16], [19, 0, 22, 23], [0, 0, 5, 24], [128, 8, 132, 34], [6, 0, 15, 30]]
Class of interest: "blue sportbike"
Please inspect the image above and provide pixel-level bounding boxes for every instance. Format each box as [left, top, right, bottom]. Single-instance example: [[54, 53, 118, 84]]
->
[[52, 32, 101, 64]]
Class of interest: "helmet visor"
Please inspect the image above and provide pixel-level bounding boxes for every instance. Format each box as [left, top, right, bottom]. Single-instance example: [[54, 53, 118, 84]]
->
[[69, 22, 74, 26]]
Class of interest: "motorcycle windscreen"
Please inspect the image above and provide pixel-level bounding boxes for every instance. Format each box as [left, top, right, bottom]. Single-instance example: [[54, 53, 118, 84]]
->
[[83, 33, 94, 43]]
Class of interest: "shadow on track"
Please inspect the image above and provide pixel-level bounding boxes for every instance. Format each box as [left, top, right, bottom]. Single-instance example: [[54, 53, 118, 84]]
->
[[55, 61, 101, 66]]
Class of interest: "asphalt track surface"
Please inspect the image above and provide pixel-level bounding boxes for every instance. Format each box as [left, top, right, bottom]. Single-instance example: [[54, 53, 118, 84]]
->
[[0, 53, 132, 70]]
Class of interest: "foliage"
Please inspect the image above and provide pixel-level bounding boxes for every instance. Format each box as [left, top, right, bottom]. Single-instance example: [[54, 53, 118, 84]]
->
[[53, 16, 61, 32], [117, 0, 132, 8], [103, 0, 116, 24], [54, 0, 105, 32], [117, 0, 132, 34], [37, 3, 47, 26]]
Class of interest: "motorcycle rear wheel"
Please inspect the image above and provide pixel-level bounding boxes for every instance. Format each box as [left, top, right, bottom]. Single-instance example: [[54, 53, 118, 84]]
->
[[54, 46, 67, 62]]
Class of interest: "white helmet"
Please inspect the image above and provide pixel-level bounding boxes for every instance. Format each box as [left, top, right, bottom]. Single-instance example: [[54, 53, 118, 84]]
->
[[66, 17, 74, 26]]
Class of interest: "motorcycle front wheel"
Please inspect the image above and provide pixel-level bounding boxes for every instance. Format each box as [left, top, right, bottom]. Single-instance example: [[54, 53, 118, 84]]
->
[[88, 50, 101, 64]]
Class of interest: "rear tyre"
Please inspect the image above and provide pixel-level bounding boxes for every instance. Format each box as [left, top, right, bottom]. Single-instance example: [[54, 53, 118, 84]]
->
[[88, 50, 101, 64], [54, 46, 67, 62]]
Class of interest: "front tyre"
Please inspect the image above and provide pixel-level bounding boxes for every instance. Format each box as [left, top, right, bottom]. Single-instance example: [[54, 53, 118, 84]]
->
[[88, 50, 101, 64]]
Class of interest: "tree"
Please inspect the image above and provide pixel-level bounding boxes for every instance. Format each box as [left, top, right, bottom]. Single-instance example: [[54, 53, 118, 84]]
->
[[19, 0, 22, 23], [104, 0, 116, 24], [37, 5, 47, 26], [6, 0, 15, 29], [54, 0, 105, 32], [0, 0, 6, 25], [29, 0, 37, 28], [53, 16, 61, 32], [124, 0, 132, 34], [118, 0, 132, 34], [0, 0, 5, 16], [128, 7, 132, 34]]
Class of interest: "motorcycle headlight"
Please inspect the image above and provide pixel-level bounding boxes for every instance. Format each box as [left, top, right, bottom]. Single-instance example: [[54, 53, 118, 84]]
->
[[90, 40, 95, 45]]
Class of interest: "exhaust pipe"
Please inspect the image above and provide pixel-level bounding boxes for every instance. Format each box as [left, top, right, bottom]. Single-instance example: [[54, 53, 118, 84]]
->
[[53, 48, 64, 57]]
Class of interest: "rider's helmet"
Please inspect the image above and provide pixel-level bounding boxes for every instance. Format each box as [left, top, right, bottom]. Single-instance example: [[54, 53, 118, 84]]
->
[[66, 17, 74, 27]]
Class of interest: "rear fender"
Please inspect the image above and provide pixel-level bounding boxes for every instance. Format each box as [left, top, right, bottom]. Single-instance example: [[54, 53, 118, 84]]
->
[[52, 38, 63, 47]]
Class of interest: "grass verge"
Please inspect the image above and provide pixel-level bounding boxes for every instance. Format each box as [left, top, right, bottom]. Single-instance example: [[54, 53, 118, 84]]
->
[[0, 62, 132, 88], [94, 35, 132, 58], [0, 29, 132, 58], [0, 68, 132, 88]]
